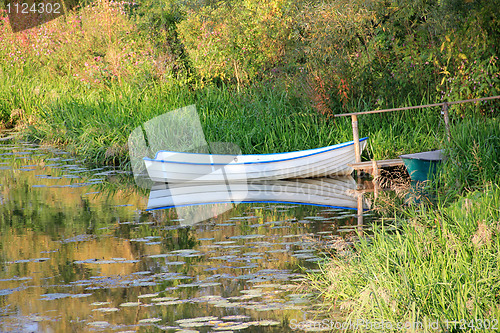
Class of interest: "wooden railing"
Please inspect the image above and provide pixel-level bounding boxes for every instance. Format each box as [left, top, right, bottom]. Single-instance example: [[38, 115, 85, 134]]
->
[[334, 95, 500, 163]]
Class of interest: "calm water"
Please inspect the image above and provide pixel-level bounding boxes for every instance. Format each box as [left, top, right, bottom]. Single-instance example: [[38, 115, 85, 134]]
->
[[0, 140, 372, 332]]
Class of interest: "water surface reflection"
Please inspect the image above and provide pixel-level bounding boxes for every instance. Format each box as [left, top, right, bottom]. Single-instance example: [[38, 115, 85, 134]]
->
[[0, 140, 372, 332]]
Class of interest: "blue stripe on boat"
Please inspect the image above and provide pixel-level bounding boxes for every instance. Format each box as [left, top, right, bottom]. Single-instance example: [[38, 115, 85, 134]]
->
[[146, 200, 361, 211]]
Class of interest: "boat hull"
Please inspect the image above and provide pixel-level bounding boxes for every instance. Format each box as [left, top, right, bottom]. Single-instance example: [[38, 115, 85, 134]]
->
[[400, 149, 445, 182], [144, 138, 368, 182]]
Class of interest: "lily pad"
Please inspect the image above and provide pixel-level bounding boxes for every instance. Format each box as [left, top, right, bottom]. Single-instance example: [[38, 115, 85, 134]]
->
[[155, 300, 185, 306], [39, 293, 72, 300], [148, 254, 174, 258], [138, 293, 159, 299], [171, 249, 199, 254], [119, 302, 141, 307], [213, 322, 250, 330], [179, 322, 206, 328], [92, 307, 119, 313], [258, 320, 281, 326], [87, 321, 110, 328], [138, 318, 162, 324], [151, 297, 178, 302], [175, 316, 219, 324], [221, 315, 250, 321]]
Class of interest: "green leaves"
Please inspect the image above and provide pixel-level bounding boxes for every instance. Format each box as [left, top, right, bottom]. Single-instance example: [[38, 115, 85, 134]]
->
[[177, 0, 295, 85]]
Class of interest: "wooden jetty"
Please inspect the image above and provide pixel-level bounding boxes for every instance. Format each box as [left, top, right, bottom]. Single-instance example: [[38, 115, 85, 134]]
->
[[334, 95, 500, 176], [348, 159, 404, 177]]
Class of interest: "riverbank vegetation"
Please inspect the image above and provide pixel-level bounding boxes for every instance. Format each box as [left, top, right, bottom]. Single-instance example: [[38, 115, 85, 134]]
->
[[0, 0, 498, 166], [0, 1, 499, 329], [307, 118, 499, 331]]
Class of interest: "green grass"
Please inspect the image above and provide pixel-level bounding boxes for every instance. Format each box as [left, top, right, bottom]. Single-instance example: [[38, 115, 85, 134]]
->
[[305, 118, 500, 332], [3, 67, 448, 169], [308, 185, 500, 332], [439, 118, 500, 193]]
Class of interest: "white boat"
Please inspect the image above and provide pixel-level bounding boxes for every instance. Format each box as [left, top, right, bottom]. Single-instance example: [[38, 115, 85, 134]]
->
[[144, 138, 368, 183], [147, 177, 362, 211]]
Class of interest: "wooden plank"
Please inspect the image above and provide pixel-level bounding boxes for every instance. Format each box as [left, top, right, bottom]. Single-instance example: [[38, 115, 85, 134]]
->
[[442, 103, 451, 142], [357, 194, 364, 230], [348, 159, 404, 170], [334, 95, 500, 117]]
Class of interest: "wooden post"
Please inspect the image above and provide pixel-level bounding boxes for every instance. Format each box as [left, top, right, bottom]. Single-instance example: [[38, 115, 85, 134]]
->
[[372, 160, 379, 200], [351, 114, 361, 163], [357, 193, 364, 233], [371, 160, 379, 178], [442, 102, 451, 142]]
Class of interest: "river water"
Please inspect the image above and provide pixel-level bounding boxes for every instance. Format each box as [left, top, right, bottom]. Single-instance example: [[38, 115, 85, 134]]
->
[[0, 139, 372, 332]]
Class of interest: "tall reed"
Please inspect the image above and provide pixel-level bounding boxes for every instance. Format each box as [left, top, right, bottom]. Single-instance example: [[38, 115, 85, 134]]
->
[[439, 117, 499, 192]]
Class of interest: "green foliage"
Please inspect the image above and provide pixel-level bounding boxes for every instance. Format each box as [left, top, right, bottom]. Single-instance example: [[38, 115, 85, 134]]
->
[[131, 0, 188, 76], [293, 0, 499, 115], [177, 0, 296, 85], [434, 0, 500, 116], [440, 54, 500, 117], [293, 0, 375, 113], [0, 0, 162, 88], [2, 0, 497, 116]]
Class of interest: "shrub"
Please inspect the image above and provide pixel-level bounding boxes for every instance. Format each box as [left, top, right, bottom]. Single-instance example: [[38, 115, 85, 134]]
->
[[0, 0, 158, 87], [295, 0, 375, 113], [296, 0, 499, 114], [177, 0, 296, 85], [131, 0, 188, 77]]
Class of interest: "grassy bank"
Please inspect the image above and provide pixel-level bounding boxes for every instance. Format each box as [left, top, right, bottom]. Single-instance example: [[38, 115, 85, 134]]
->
[[309, 186, 500, 331], [0, 0, 497, 168], [2, 64, 445, 168], [306, 119, 500, 332]]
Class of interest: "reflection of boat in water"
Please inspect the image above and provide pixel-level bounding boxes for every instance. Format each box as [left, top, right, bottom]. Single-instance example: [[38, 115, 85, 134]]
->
[[144, 138, 368, 183], [147, 177, 361, 212]]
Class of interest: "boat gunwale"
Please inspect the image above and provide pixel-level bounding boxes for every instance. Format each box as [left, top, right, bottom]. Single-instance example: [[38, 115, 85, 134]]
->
[[399, 149, 445, 162], [144, 137, 368, 166]]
